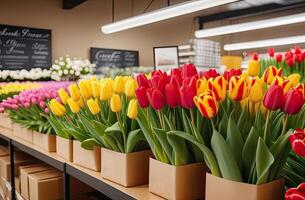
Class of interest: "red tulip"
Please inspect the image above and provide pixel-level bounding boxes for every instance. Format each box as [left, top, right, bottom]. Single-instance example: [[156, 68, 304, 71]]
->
[[296, 83, 305, 100], [165, 82, 180, 108], [252, 52, 259, 61], [180, 76, 197, 109], [289, 129, 305, 158], [199, 69, 219, 79], [150, 73, 167, 92], [135, 86, 149, 108], [181, 63, 198, 79], [170, 68, 182, 80], [285, 51, 293, 60], [296, 54, 302, 63], [263, 85, 284, 110], [276, 54, 282, 62], [302, 52, 305, 61], [146, 88, 165, 110], [137, 74, 150, 89], [223, 69, 242, 81], [295, 46, 302, 55], [282, 89, 304, 115], [287, 58, 295, 67], [285, 182, 305, 200], [268, 48, 275, 57]]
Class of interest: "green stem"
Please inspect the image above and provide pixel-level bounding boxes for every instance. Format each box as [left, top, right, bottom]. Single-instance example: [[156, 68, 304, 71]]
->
[[281, 114, 289, 136], [116, 112, 127, 151], [263, 110, 271, 144]]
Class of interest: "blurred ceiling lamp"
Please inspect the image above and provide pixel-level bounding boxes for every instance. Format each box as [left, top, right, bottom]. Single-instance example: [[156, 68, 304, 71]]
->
[[195, 12, 305, 38], [224, 35, 305, 51], [101, 0, 238, 34]]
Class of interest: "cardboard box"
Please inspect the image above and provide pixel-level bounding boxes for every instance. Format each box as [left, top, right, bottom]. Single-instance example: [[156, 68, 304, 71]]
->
[[28, 170, 63, 200], [205, 173, 285, 200], [32, 132, 56, 152], [20, 164, 53, 200], [149, 158, 207, 200], [0, 152, 39, 180], [56, 136, 73, 162], [101, 148, 152, 187], [13, 124, 33, 143], [73, 140, 100, 171], [15, 177, 20, 193], [0, 113, 13, 130]]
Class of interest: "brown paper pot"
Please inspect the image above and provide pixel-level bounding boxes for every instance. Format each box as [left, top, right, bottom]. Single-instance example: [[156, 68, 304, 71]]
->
[[101, 148, 152, 187], [73, 140, 101, 171], [33, 132, 56, 152], [149, 158, 207, 200], [56, 136, 73, 162], [0, 113, 13, 130], [13, 123, 33, 143], [205, 173, 285, 200]]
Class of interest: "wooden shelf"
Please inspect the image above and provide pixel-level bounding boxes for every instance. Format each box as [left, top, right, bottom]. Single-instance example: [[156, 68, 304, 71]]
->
[[0, 132, 164, 200]]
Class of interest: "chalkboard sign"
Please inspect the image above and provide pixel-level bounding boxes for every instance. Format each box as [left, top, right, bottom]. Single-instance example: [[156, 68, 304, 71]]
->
[[0, 24, 51, 70], [90, 47, 139, 69]]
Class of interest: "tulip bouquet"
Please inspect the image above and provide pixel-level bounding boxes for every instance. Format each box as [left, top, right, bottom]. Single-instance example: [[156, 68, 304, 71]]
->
[[50, 56, 96, 81], [0, 82, 71, 134], [0, 82, 40, 102], [47, 77, 148, 152], [284, 129, 305, 199], [258, 46, 305, 82]]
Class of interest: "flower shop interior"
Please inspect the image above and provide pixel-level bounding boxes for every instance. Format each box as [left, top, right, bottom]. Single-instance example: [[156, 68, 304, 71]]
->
[[1, 0, 305, 200]]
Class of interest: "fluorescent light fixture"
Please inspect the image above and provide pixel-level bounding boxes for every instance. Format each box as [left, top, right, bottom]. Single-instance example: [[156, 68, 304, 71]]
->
[[195, 12, 305, 38], [224, 35, 305, 51], [101, 0, 238, 34]]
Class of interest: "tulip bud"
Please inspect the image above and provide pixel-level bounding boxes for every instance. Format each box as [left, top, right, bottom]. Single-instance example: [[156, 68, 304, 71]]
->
[[194, 90, 218, 118], [229, 76, 247, 101], [180, 77, 197, 108], [282, 89, 304, 115], [289, 129, 305, 158], [247, 60, 260, 77], [276, 54, 282, 62], [252, 53, 259, 61], [67, 98, 80, 113], [263, 85, 284, 110], [125, 78, 138, 98], [285, 182, 305, 200], [79, 80, 92, 99], [165, 83, 180, 108], [127, 99, 138, 119], [136, 74, 150, 89], [92, 82, 101, 98], [68, 84, 81, 101], [87, 98, 100, 115], [248, 81, 263, 103], [263, 66, 282, 85], [100, 79, 114, 101], [58, 89, 70, 104], [268, 48, 275, 57], [287, 74, 300, 87], [77, 98, 85, 108], [287, 58, 295, 67], [208, 76, 226, 101], [197, 79, 208, 96], [114, 76, 125, 94], [281, 80, 293, 94], [146, 88, 165, 110], [135, 87, 149, 108], [49, 99, 66, 116], [181, 63, 198, 79], [110, 94, 122, 112]]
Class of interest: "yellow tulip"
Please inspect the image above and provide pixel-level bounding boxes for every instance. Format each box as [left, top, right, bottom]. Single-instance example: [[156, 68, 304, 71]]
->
[[114, 76, 125, 94], [125, 78, 138, 98], [79, 80, 92, 99], [100, 79, 114, 100], [263, 66, 282, 85], [110, 94, 122, 112], [92, 82, 101, 98], [196, 79, 208, 96], [77, 98, 85, 108], [127, 99, 138, 119], [68, 84, 81, 101], [49, 99, 66, 116], [287, 74, 300, 87], [58, 89, 70, 104], [247, 60, 260, 77], [67, 98, 80, 113], [87, 98, 100, 115], [240, 98, 248, 109], [248, 81, 263, 103]]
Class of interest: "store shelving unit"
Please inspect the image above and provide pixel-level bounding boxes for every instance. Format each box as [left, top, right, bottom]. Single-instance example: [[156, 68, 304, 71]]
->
[[0, 132, 163, 200]]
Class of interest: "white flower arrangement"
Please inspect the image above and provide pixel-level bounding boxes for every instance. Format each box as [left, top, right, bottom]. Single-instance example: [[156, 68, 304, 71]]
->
[[0, 68, 51, 81], [50, 55, 96, 81]]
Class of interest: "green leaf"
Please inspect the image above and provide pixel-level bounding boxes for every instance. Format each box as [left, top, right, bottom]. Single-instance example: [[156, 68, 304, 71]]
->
[[226, 112, 244, 171], [211, 130, 242, 182], [81, 138, 100, 150], [256, 138, 274, 184], [126, 129, 146, 153], [153, 128, 173, 164], [105, 122, 121, 133], [62, 128, 88, 142], [167, 133, 193, 165]]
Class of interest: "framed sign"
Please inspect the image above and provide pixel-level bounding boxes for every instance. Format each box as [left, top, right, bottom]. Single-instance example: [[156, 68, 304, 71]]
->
[[90, 47, 139, 73], [0, 24, 52, 70], [153, 46, 179, 71]]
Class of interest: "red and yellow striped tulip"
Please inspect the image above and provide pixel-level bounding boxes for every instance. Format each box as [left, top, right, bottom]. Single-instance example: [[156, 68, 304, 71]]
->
[[229, 76, 247, 101], [208, 76, 226, 101], [194, 90, 218, 118], [263, 66, 282, 85]]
